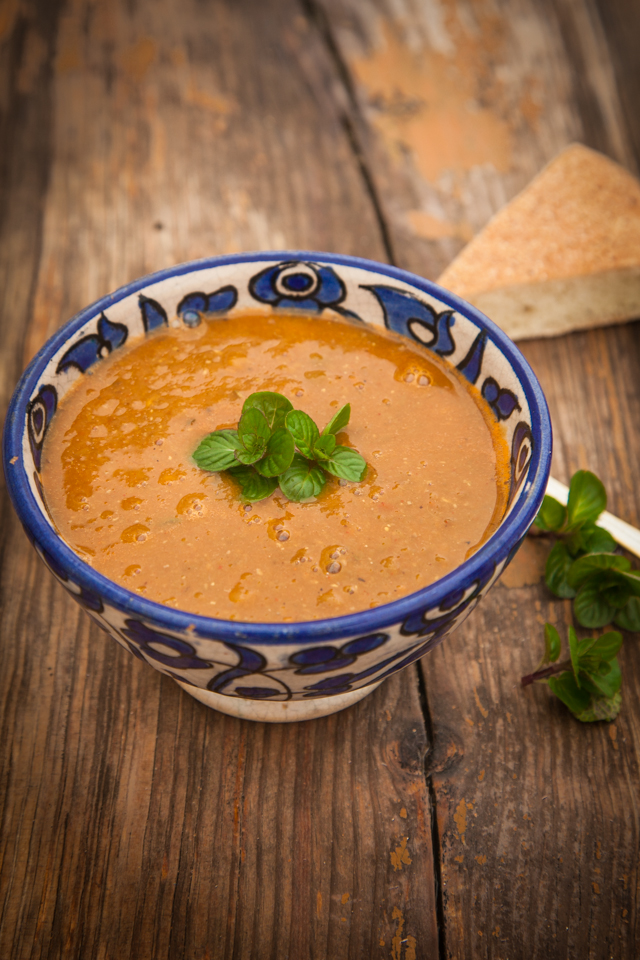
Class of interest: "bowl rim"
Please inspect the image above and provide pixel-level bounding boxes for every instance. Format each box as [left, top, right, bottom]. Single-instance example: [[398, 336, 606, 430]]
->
[[3, 250, 552, 644]]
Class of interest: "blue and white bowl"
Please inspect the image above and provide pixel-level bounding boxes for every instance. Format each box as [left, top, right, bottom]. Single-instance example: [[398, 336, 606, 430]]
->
[[3, 252, 552, 722]]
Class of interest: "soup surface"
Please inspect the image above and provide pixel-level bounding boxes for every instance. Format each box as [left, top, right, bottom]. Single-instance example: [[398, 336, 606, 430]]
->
[[41, 310, 509, 621]]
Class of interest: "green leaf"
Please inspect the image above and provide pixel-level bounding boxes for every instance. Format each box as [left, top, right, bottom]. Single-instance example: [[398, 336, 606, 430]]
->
[[620, 570, 640, 599], [545, 541, 576, 598], [285, 410, 319, 459], [566, 470, 606, 529], [572, 690, 621, 722], [567, 552, 630, 589], [229, 466, 278, 502], [599, 574, 633, 610], [535, 495, 567, 532], [322, 403, 351, 437], [614, 597, 640, 632], [193, 429, 243, 472], [242, 391, 293, 430], [313, 433, 337, 462], [279, 453, 326, 501], [568, 626, 580, 685], [579, 657, 621, 699], [544, 623, 562, 664], [547, 673, 591, 715], [254, 427, 295, 477], [573, 577, 617, 629], [577, 630, 623, 662], [322, 446, 367, 482], [237, 407, 270, 455], [581, 524, 617, 554]]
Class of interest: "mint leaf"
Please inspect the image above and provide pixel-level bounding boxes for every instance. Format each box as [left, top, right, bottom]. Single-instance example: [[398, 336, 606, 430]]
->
[[322, 446, 367, 482], [620, 570, 640, 598], [229, 466, 278, 502], [279, 453, 326, 501], [535, 495, 567, 532], [254, 427, 295, 477], [242, 391, 293, 430], [322, 403, 351, 437], [567, 552, 630, 589], [566, 470, 606, 529], [313, 433, 337, 462], [237, 406, 270, 452], [614, 597, 640, 632], [285, 410, 319, 459], [572, 690, 621, 722], [581, 524, 617, 554], [545, 541, 576, 598], [193, 429, 243, 471], [547, 673, 591, 714], [544, 623, 561, 663], [579, 657, 621, 699], [577, 630, 622, 662], [573, 576, 617, 628]]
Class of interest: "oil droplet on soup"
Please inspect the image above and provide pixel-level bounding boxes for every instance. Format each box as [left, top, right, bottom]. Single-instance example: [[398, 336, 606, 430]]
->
[[40, 310, 510, 622]]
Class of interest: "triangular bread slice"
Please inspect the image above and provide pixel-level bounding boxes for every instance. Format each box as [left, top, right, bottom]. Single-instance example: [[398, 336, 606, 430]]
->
[[437, 144, 640, 340]]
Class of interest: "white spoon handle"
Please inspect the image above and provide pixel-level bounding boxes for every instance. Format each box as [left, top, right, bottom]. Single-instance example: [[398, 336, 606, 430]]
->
[[546, 476, 640, 560]]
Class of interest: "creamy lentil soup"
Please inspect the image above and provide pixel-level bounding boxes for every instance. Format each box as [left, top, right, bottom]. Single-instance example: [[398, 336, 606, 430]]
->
[[41, 310, 509, 621]]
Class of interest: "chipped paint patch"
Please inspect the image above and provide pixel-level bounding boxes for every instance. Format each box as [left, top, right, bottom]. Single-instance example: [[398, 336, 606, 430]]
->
[[454, 798, 469, 843], [391, 907, 417, 960], [350, 16, 512, 184], [390, 836, 412, 871]]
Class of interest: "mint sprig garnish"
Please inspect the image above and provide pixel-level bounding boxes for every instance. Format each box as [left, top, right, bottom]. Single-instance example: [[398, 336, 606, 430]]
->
[[523, 468, 638, 722], [521, 623, 622, 722], [193, 391, 367, 502], [534, 469, 639, 630]]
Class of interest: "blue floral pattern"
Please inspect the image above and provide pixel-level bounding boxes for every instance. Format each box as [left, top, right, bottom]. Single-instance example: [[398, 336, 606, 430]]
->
[[139, 294, 168, 331], [57, 313, 128, 375], [27, 384, 57, 471], [362, 284, 456, 356], [249, 260, 360, 318], [177, 285, 238, 326]]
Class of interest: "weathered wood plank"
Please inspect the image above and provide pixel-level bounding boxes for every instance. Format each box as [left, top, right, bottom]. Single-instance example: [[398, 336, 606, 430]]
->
[[0, 0, 438, 957], [311, 0, 640, 956], [314, 0, 637, 278]]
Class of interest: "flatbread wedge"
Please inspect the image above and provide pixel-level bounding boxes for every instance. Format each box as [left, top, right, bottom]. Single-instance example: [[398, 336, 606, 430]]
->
[[437, 143, 640, 339]]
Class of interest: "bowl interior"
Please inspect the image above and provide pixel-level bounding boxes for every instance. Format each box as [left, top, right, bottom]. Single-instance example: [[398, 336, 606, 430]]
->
[[4, 252, 551, 644]]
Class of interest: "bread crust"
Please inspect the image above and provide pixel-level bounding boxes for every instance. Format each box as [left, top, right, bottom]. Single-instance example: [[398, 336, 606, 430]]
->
[[438, 144, 640, 298]]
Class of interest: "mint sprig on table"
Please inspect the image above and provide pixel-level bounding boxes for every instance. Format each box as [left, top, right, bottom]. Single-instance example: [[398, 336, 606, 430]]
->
[[521, 623, 622, 722], [192, 391, 367, 502], [534, 470, 640, 630], [523, 468, 639, 722]]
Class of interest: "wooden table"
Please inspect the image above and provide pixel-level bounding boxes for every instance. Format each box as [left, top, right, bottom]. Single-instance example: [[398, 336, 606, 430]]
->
[[1, 1, 639, 956]]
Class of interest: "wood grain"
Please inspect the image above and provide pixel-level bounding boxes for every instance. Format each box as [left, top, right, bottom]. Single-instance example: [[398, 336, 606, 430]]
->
[[0, 1, 438, 957]]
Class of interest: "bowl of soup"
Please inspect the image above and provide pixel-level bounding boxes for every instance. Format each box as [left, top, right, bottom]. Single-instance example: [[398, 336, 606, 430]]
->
[[3, 252, 551, 722]]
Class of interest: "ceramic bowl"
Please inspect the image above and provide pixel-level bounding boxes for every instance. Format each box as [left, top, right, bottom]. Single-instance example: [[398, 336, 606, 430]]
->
[[3, 252, 551, 722]]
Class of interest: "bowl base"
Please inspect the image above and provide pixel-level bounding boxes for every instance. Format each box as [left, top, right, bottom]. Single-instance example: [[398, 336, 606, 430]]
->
[[174, 679, 382, 722]]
